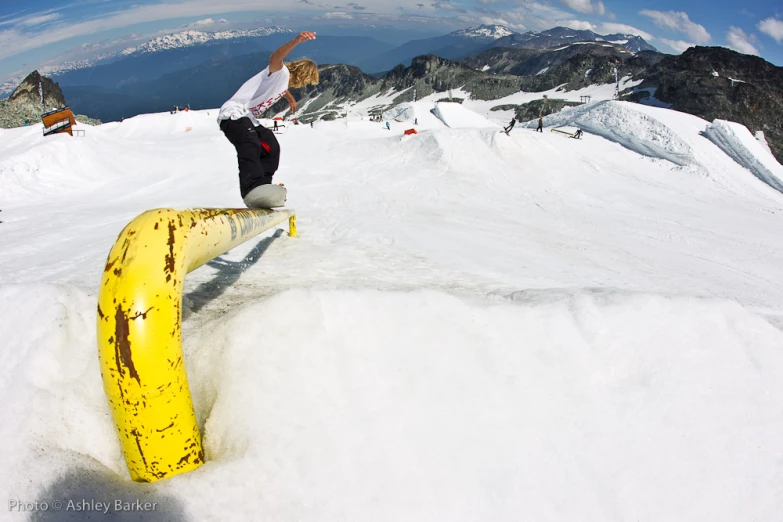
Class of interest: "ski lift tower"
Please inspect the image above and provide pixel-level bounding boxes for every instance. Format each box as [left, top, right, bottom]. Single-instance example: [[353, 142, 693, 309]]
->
[[540, 94, 549, 117]]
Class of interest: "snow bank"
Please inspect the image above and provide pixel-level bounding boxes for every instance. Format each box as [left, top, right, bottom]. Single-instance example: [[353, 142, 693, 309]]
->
[[0, 128, 127, 204], [703, 120, 783, 194], [2, 285, 782, 521], [432, 102, 498, 129], [755, 131, 774, 157], [523, 100, 695, 166]]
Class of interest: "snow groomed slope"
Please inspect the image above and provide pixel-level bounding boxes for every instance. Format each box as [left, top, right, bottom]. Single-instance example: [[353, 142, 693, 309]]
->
[[1, 99, 783, 521]]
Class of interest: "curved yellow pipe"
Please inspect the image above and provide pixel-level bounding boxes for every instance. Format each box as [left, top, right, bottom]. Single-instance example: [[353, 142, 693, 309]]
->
[[97, 208, 296, 482]]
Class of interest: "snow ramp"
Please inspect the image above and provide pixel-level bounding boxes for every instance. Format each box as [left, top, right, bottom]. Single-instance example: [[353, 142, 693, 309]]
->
[[525, 100, 695, 167], [703, 119, 783, 194], [432, 102, 498, 130], [382, 101, 445, 130]]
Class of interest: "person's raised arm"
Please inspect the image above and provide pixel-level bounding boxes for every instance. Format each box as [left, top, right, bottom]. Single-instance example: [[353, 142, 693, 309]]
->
[[269, 31, 316, 73], [284, 90, 297, 115]]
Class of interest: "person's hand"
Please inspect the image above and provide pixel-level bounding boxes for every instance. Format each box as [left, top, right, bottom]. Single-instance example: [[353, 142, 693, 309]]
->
[[295, 31, 316, 44]]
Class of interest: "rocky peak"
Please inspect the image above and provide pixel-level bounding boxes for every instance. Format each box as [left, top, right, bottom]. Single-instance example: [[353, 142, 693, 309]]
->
[[7, 70, 67, 111], [637, 46, 783, 162]]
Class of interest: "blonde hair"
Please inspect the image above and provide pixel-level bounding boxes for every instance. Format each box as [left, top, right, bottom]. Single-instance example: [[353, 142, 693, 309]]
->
[[287, 59, 319, 88]]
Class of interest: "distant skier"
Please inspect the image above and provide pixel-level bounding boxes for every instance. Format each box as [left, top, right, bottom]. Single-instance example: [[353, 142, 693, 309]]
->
[[386, 122, 391, 130], [217, 31, 319, 206], [571, 128, 583, 139], [503, 117, 516, 135], [536, 116, 543, 132]]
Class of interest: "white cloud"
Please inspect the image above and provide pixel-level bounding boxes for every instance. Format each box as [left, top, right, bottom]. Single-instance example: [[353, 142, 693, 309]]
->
[[321, 12, 354, 20], [182, 18, 219, 29], [597, 23, 654, 41], [15, 13, 64, 28], [758, 17, 783, 44], [0, 11, 63, 28], [726, 26, 759, 55], [639, 10, 710, 44], [558, 0, 606, 16], [659, 38, 695, 53], [558, 20, 597, 31]]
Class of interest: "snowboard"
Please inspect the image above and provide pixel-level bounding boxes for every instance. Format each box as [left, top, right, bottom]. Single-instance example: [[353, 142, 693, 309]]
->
[[243, 184, 287, 209]]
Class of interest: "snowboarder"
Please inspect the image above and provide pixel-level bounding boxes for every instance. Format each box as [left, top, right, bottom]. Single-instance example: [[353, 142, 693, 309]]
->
[[217, 31, 319, 207], [385, 122, 390, 130], [571, 128, 583, 139], [273, 120, 279, 131], [536, 116, 543, 133], [503, 118, 516, 135]]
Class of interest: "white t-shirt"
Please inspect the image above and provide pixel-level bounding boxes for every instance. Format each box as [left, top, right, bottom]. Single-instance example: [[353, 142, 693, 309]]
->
[[218, 66, 290, 126]]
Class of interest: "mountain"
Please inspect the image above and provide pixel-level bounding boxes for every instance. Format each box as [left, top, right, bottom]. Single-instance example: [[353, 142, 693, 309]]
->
[[356, 24, 516, 73], [54, 34, 395, 91], [450, 25, 514, 39], [489, 26, 658, 53], [119, 27, 293, 55], [0, 71, 67, 128], [0, 70, 100, 128], [632, 46, 783, 161], [463, 43, 660, 92], [61, 52, 522, 123]]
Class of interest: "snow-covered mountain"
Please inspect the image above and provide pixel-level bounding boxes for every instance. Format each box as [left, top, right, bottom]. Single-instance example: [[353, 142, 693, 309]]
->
[[450, 24, 514, 40], [0, 26, 295, 97], [491, 26, 658, 53], [120, 26, 293, 56]]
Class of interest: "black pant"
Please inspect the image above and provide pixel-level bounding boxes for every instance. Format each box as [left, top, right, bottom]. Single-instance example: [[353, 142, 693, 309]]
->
[[220, 117, 280, 198]]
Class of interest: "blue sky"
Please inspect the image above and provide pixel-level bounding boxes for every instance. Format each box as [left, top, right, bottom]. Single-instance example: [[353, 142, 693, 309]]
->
[[1, 0, 781, 82]]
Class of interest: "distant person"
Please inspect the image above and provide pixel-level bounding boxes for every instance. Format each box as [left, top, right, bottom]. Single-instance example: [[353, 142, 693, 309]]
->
[[415, 118, 418, 125], [536, 116, 543, 133], [310, 121, 314, 128], [503, 117, 516, 134], [385, 122, 390, 130], [217, 31, 319, 205], [572, 128, 583, 139], [273, 120, 279, 131]]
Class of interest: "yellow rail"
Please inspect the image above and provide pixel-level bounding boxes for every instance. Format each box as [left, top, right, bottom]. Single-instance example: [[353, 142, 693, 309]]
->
[[97, 208, 296, 482]]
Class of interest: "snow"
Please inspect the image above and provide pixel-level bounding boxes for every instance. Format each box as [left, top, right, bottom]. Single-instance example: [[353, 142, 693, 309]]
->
[[1, 101, 783, 521], [537, 67, 550, 76], [452, 25, 514, 39], [454, 76, 643, 124], [522, 100, 695, 166], [431, 102, 498, 129], [755, 130, 774, 156], [121, 27, 292, 55], [704, 119, 783, 194]]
